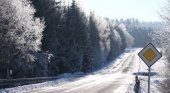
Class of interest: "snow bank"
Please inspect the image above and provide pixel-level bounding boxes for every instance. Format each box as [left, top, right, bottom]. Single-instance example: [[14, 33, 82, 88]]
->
[[0, 72, 85, 93]]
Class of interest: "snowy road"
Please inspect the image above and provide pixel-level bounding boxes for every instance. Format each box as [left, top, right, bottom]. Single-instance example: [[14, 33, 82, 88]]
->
[[24, 49, 140, 93], [3, 48, 164, 93]]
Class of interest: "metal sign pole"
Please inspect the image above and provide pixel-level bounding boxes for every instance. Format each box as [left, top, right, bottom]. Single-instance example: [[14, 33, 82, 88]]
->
[[148, 67, 151, 93]]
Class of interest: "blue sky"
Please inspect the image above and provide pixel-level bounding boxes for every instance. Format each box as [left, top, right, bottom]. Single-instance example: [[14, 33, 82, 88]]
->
[[83, 0, 166, 22]]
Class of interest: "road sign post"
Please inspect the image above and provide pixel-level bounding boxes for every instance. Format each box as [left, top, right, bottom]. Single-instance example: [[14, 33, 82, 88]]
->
[[148, 67, 150, 93], [138, 43, 162, 93]]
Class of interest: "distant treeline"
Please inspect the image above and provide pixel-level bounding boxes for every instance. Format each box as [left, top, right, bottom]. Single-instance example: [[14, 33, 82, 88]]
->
[[0, 0, 134, 78], [114, 18, 160, 47]]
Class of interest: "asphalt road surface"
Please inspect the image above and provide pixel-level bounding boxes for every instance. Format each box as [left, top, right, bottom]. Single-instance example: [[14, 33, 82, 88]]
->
[[24, 49, 140, 93]]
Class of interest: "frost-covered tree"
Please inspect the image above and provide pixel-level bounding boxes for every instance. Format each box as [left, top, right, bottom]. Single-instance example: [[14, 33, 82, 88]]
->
[[31, 0, 66, 75], [151, 0, 170, 57], [31, 0, 90, 74], [30, 0, 135, 75], [87, 13, 103, 69], [157, 0, 170, 51], [87, 14, 134, 69], [107, 22, 122, 61], [115, 23, 134, 51], [118, 19, 153, 47], [0, 0, 44, 78], [156, 0, 170, 92], [60, 0, 89, 72], [129, 27, 153, 47]]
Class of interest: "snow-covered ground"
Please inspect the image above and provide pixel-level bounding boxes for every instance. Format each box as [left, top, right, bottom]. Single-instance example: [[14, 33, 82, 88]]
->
[[0, 48, 167, 93]]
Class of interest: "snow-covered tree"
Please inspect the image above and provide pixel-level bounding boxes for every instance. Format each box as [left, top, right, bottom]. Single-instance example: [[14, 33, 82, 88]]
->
[[0, 0, 44, 78], [115, 23, 134, 51], [60, 0, 89, 72], [31, 0, 66, 75], [156, 0, 170, 92], [30, 0, 135, 75], [31, 0, 90, 74], [118, 19, 154, 47], [154, 0, 170, 56], [107, 23, 122, 61], [87, 13, 104, 68]]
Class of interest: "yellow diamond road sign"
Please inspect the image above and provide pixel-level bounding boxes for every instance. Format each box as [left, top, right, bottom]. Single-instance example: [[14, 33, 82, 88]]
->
[[138, 43, 162, 67], [143, 48, 157, 62]]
